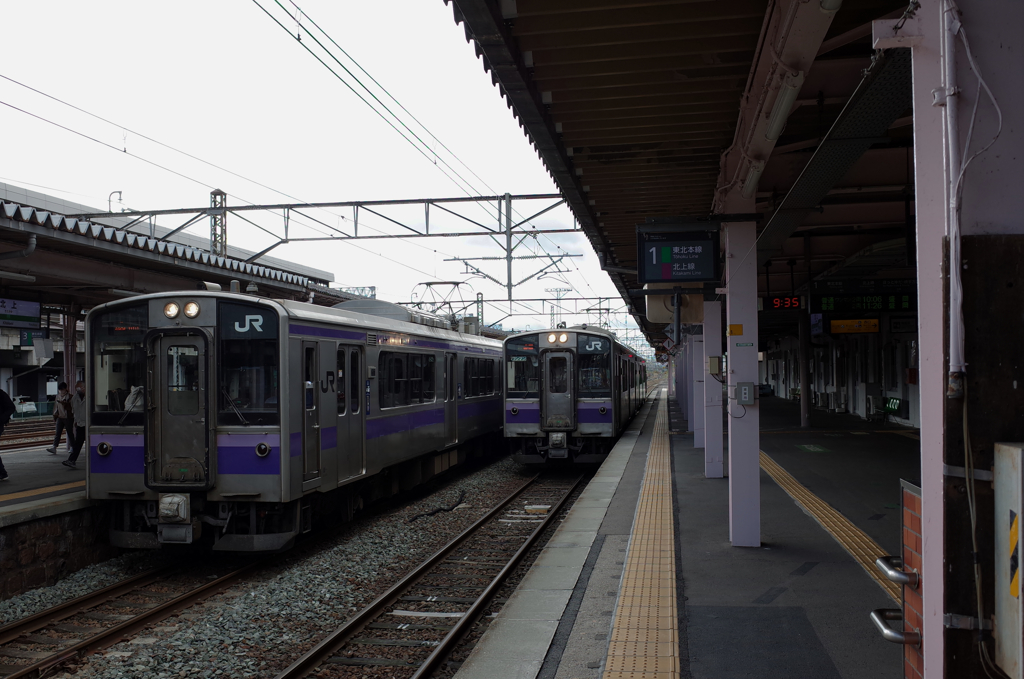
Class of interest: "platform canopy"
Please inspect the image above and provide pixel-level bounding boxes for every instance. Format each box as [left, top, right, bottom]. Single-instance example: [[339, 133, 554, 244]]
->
[[444, 0, 914, 349]]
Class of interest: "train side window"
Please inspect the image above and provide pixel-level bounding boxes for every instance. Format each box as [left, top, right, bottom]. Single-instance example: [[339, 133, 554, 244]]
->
[[482, 359, 494, 395], [409, 354, 424, 403], [350, 350, 360, 414], [337, 348, 346, 415], [422, 355, 435, 402], [549, 357, 568, 394], [304, 347, 316, 409]]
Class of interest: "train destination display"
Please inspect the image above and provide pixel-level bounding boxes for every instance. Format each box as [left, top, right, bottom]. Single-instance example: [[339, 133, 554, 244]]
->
[[636, 228, 719, 284]]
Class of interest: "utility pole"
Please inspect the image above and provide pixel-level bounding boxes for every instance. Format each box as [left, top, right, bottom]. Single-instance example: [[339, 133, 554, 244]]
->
[[545, 287, 572, 327], [210, 189, 227, 257]]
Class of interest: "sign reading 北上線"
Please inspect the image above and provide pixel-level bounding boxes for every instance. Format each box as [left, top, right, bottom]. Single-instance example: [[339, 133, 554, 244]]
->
[[0, 298, 40, 329]]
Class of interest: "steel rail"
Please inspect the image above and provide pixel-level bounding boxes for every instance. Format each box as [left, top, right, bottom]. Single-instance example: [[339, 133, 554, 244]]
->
[[3, 560, 266, 679], [411, 474, 585, 678], [273, 473, 548, 679], [0, 567, 173, 646]]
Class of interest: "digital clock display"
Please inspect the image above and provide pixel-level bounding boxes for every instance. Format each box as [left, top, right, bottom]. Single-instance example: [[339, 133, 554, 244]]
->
[[766, 296, 801, 310]]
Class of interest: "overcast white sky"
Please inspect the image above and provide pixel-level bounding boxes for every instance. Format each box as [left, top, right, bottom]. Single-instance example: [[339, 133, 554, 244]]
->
[[0, 1, 645, 346]]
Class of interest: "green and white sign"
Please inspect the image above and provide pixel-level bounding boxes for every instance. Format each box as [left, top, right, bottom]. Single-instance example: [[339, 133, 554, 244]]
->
[[0, 298, 40, 329]]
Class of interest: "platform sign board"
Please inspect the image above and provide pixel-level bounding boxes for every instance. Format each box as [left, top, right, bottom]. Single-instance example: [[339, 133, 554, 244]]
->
[[830, 318, 879, 334], [811, 279, 916, 295], [636, 227, 719, 284], [813, 294, 915, 313], [0, 298, 40, 329]]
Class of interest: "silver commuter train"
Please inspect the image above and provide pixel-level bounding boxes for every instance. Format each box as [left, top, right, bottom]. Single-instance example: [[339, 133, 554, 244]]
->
[[503, 326, 647, 463], [86, 292, 503, 551]]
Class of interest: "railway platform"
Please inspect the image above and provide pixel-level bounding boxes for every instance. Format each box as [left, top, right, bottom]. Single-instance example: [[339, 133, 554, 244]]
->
[[0, 419, 85, 524], [455, 389, 920, 679]]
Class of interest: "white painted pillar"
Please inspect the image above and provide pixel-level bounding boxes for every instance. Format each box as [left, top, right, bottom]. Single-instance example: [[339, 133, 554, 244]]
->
[[692, 332, 705, 447], [725, 216, 760, 547], [704, 301, 724, 477], [685, 335, 695, 430]]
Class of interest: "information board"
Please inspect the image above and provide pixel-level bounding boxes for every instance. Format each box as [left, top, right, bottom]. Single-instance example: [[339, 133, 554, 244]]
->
[[636, 228, 718, 284], [830, 319, 880, 334], [0, 298, 40, 329], [812, 293, 915, 313]]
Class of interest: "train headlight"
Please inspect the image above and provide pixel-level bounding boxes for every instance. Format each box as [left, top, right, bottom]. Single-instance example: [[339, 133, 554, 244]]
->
[[97, 441, 113, 456], [558, 333, 568, 343], [183, 301, 201, 318], [255, 442, 271, 458], [163, 302, 180, 318], [547, 333, 557, 343]]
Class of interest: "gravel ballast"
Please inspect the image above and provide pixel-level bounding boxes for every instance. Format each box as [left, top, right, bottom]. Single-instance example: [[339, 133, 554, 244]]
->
[[39, 456, 532, 679]]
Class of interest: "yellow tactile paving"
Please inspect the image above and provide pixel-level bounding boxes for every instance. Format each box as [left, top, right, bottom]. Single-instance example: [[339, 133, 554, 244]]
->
[[759, 451, 900, 603], [603, 395, 679, 679]]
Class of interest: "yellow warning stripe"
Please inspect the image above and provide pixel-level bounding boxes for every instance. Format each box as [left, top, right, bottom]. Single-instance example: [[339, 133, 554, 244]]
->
[[760, 452, 900, 603], [1010, 510, 1019, 599], [603, 393, 679, 679], [0, 480, 85, 503]]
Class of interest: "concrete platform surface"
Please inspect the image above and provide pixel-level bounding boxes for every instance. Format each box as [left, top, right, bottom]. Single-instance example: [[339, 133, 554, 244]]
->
[[0, 443, 87, 513]]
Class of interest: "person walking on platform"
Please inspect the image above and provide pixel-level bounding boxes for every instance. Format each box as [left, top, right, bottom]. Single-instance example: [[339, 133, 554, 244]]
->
[[47, 382, 73, 455], [0, 388, 19, 480], [63, 381, 87, 470]]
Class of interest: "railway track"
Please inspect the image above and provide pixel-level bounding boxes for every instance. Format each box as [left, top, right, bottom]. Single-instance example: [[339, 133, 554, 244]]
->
[[0, 420, 64, 452], [274, 472, 585, 679], [0, 559, 263, 679]]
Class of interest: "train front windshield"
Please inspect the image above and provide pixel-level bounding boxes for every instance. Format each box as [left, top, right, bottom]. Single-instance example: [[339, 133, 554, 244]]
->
[[91, 304, 149, 426], [577, 334, 611, 398], [506, 334, 540, 398], [217, 302, 280, 426]]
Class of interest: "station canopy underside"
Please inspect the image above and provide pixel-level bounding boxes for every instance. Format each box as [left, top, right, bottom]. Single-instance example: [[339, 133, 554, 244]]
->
[[446, 0, 914, 349]]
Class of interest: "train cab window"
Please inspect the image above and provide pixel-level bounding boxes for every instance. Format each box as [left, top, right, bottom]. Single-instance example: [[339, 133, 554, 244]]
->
[[350, 350, 361, 414], [90, 303, 149, 426], [337, 348, 347, 415], [577, 334, 611, 398], [506, 334, 540, 399], [166, 346, 200, 415], [217, 303, 280, 426], [549, 357, 568, 394]]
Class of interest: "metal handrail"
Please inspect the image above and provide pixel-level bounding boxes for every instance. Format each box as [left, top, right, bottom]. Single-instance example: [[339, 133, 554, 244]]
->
[[875, 555, 919, 588], [870, 608, 921, 646]]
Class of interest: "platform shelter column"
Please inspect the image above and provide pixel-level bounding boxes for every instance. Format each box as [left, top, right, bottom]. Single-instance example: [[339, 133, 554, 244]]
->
[[691, 332, 704, 447], [724, 214, 760, 547], [685, 335, 695, 430], [703, 300, 723, 477]]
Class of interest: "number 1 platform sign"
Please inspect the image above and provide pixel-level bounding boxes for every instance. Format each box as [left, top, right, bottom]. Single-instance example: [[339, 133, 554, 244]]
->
[[636, 226, 719, 285]]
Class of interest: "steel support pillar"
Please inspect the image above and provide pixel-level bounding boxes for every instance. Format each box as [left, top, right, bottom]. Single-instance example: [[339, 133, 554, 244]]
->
[[725, 216, 760, 547], [62, 305, 79, 386], [692, 332, 705, 448], [685, 335, 695, 431], [704, 301, 723, 477]]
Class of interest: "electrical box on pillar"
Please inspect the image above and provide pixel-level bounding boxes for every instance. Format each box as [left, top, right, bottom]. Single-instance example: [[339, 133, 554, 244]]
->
[[707, 356, 722, 376]]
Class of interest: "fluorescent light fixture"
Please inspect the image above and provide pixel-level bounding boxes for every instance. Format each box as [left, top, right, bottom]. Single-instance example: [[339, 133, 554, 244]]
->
[[741, 160, 765, 199], [765, 71, 805, 141], [820, 0, 842, 12]]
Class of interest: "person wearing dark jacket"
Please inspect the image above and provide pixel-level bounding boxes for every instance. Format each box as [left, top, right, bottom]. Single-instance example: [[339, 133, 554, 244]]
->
[[63, 381, 87, 469], [48, 382, 73, 455], [0, 388, 19, 480]]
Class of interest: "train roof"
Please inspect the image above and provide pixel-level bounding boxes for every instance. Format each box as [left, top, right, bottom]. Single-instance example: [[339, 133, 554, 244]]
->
[[87, 290, 502, 349], [503, 326, 646, 361]]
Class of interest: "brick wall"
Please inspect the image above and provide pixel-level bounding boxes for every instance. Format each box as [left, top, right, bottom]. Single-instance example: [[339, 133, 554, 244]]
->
[[0, 505, 119, 600], [902, 483, 924, 679]]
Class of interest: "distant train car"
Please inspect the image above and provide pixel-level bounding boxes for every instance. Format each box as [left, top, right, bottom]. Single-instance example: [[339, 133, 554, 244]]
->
[[503, 326, 646, 464], [86, 293, 503, 551]]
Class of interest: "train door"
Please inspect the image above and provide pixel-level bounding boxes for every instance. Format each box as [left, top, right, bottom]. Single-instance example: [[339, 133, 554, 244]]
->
[[148, 333, 210, 487], [335, 345, 365, 481], [542, 351, 575, 430], [302, 341, 321, 482], [444, 352, 458, 446]]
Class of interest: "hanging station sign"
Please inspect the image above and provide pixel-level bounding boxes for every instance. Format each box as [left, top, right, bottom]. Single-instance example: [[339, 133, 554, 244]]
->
[[636, 226, 719, 285], [0, 298, 40, 329]]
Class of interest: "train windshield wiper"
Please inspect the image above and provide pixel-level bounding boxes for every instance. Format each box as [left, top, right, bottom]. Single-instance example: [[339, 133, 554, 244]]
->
[[221, 387, 250, 426]]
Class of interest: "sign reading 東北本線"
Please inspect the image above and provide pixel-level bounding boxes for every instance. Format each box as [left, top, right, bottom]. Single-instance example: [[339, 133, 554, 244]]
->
[[636, 227, 719, 284], [0, 298, 40, 329]]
